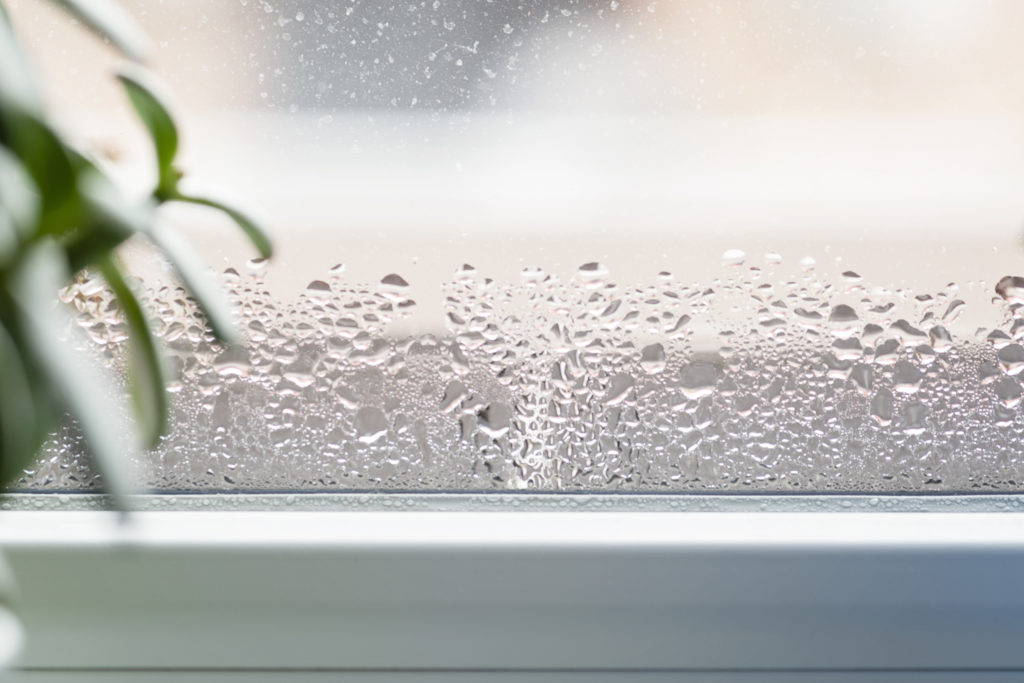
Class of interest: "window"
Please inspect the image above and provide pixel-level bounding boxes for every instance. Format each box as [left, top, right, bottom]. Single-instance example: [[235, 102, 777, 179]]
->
[[7, 0, 1024, 494], [4, 2, 1024, 679]]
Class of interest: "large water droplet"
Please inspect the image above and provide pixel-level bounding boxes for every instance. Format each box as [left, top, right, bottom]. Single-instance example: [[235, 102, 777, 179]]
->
[[477, 403, 512, 439], [354, 406, 388, 444], [213, 345, 251, 379], [828, 304, 859, 338], [993, 376, 1023, 408], [640, 343, 667, 374], [305, 280, 332, 299], [680, 362, 717, 400], [869, 388, 895, 426], [893, 361, 923, 394], [604, 373, 635, 406], [999, 344, 1024, 375], [996, 275, 1024, 306]]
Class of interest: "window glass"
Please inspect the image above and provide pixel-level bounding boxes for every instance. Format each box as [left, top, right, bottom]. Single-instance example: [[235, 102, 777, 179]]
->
[[9, 0, 1024, 492]]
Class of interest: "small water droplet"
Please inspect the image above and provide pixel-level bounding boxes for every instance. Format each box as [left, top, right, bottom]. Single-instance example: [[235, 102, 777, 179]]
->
[[246, 257, 269, 274], [576, 262, 609, 288]]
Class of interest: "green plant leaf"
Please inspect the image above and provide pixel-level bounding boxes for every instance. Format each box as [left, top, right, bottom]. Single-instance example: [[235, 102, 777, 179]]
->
[[96, 255, 167, 448], [61, 158, 154, 272], [1, 112, 81, 237], [49, 0, 151, 62], [173, 193, 273, 260], [145, 223, 237, 342], [10, 242, 137, 508], [0, 318, 44, 485], [116, 66, 179, 195], [0, 145, 40, 240], [93, 260, 164, 433]]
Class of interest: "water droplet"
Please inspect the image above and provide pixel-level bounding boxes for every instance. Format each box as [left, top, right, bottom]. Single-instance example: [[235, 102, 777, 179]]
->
[[874, 339, 900, 365], [893, 361, 923, 394], [998, 344, 1024, 375], [213, 345, 251, 379], [929, 325, 953, 353], [477, 403, 511, 439], [869, 388, 895, 426], [680, 362, 717, 400], [354, 407, 388, 444], [246, 257, 269, 274], [995, 275, 1024, 306], [900, 401, 928, 435], [828, 304, 859, 338], [576, 262, 609, 288], [305, 280, 332, 299], [439, 380, 468, 414], [942, 299, 965, 324], [604, 373, 634, 406], [993, 376, 1023, 408], [832, 338, 862, 361], [891, 319, 927, 346], [721, 249, 745, 267], [987, 329, 1013, 349], [849, 364, 873, 395], [639, 343, 666, 374]]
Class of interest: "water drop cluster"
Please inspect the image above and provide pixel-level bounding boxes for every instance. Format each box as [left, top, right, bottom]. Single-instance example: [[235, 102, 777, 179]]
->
[[15, 256, 1024, 493]]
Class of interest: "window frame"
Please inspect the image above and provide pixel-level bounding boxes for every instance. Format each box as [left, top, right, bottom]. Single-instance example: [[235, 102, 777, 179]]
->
[[2, 504, 1024, 680]]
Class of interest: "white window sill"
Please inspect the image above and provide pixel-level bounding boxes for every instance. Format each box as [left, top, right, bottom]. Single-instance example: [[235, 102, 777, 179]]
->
[[2, 505, 1024, 681]]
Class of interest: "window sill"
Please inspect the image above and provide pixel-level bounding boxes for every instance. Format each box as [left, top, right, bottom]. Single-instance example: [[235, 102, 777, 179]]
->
[[2, 504, 1024, 680]]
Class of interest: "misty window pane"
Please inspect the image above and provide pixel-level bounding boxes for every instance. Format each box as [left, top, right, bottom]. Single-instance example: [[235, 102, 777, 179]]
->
[[7, 1, 1024, 492]]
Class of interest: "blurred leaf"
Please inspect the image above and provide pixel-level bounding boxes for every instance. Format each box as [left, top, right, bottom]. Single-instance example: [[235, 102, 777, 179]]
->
[[1, 112, 81, 237], [96, 255, 167, 448], [116, 66, 178, 195], [0, 213, 15, 267], [145, 223, 237, 342], [0, 145, 40, 240], [49, 0, 151, 62], [0, 318, 43, 485], [62, 157, 154, 272], [10, 242, 136, 508], [173, 193, 273, 260]]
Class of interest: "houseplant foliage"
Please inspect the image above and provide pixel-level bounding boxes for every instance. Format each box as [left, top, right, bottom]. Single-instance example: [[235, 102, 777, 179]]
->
[[0, 0, 272, 491], [0, 0, 272, 667]]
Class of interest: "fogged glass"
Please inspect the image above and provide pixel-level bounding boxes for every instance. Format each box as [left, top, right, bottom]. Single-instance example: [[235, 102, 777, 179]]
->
[[9, 0, 1024, 492]]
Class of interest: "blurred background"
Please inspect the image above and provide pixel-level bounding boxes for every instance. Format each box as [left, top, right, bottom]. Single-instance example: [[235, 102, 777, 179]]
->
[[5, 0, 1024, 307]]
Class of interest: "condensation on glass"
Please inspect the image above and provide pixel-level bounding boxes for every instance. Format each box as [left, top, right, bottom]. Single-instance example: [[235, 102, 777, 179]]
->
[[9, 1, 1024, 492]]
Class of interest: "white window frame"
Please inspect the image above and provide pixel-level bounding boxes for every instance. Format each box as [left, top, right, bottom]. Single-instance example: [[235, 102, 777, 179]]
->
[[2, 500, 1024, 681]]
